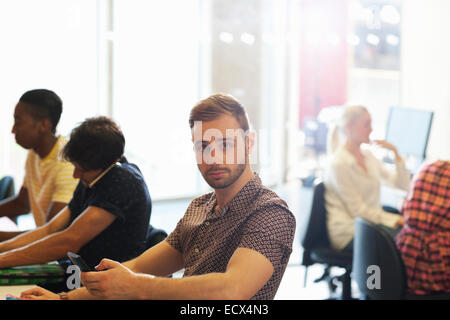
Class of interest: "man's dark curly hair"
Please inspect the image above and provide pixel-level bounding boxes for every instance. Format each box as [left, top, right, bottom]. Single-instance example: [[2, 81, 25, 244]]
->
[[62, 116, 125, 171]]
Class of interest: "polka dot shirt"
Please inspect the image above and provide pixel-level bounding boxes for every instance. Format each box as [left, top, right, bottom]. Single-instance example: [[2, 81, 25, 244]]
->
[[68, 159, 152, 268], [166, 174, 296, 300]]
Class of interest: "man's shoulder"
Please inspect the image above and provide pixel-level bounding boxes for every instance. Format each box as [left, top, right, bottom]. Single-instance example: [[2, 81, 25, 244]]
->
[[56, 135, 69, 146], [253, 182, 295, 219], [190, 192, 214, 208], [255, 186, 289, 210], [94, 162, 148, 198], [110, 162, 144, 182], [245, 185, 296, 243], [54, 135, 69, 158], [48, 136, 72, 166]]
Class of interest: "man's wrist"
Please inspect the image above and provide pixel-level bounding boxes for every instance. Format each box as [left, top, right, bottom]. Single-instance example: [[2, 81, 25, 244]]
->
[[58, 292, 69, 300], [133, 272, 155, 300]]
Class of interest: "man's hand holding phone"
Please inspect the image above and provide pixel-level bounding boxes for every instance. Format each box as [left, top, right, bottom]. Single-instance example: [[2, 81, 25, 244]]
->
[[67, 252, 94, 272], [81, 258, 141, 299]]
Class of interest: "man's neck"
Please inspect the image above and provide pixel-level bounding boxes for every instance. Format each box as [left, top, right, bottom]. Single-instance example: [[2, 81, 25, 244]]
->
[[214, 167, 254, 210], [34, 134, 58, 159]]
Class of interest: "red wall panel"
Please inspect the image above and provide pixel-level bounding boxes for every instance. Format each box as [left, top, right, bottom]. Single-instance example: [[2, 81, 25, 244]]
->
[[299, 0, 349, 128]]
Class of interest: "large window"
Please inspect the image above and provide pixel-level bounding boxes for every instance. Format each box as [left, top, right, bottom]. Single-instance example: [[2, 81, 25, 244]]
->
[[296, 0, 403, 180], [208, 0, 300, 186], [112, 0, 202, 200], [0, 0, 99, 187], [347, 0, 402, 138], [112, 0, 299, 199], [0, 0, 299, 203], [0, 0, 407, 200]]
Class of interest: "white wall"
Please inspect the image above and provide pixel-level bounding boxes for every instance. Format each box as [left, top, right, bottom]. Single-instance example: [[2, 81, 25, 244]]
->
[[401, 0, 450, 161]]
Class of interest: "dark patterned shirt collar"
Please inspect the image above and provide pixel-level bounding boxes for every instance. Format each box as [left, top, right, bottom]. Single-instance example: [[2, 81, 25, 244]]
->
[[205, 173, 262, 220]]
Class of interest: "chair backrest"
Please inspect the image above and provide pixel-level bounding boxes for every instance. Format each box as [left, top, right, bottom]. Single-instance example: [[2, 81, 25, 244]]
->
[[300, 181, 331, 265], [146, 224, 168, 249], [353, 217, 406, 300], [0, 176, 15, 201]]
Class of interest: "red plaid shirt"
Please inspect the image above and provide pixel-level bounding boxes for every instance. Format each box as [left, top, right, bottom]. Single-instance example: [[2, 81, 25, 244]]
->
[[396, 160, 450, 295]]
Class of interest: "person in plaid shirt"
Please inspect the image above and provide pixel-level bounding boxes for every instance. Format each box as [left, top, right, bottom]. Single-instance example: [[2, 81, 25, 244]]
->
[[396, 160, 450, 295]]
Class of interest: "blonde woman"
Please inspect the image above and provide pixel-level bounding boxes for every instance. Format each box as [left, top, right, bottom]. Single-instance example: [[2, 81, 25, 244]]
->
[[324, 105, 411, 252]]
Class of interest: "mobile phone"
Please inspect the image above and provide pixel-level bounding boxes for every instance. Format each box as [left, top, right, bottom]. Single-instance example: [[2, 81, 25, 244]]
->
[[67, 252, 94, 272]]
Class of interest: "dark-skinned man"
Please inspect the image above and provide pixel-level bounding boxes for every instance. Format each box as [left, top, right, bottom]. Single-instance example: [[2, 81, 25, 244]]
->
[[0, 89, 78, 241]]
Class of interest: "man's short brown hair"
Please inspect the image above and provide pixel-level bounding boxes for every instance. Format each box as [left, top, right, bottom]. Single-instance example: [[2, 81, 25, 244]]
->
[[189, 94, 250, 132]]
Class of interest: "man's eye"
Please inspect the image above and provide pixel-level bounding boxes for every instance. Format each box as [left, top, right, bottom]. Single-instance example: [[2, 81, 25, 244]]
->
[[194, 144, 207, 152], [224, 141, 234, 149]]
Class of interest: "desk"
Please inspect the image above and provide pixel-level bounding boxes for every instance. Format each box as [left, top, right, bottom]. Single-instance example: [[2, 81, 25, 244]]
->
[[0, 218, 37, 299], [0, 285, 35, 300]]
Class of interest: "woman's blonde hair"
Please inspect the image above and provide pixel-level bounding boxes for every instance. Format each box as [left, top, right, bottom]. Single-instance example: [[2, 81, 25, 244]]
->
[[327, 105, 368, 154]]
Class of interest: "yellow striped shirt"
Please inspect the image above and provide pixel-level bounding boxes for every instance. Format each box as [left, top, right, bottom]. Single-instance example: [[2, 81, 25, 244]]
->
[[23, 136, 79, 226]]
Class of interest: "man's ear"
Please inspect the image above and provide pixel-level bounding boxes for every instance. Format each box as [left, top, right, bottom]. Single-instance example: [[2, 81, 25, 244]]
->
[[38, 118, 53, 133]]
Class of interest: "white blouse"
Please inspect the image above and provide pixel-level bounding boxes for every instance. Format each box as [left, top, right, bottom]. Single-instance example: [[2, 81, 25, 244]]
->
[[324, 146, 411, 250]]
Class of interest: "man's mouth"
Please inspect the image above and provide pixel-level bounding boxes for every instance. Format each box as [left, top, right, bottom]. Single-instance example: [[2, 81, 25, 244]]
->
[[207, 169, 228, 179]]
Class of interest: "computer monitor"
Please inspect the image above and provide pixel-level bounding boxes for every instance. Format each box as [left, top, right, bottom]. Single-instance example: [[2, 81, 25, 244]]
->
[[385, 106, 433, 161]]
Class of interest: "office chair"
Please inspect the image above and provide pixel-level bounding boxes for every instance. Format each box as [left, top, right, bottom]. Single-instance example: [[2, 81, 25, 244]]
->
[[300, 180, 353, 299], [146, 224, 168, 249], [353, 217, 450, 300], [352, 217, 405, 299], [0, 176, 15, 201]]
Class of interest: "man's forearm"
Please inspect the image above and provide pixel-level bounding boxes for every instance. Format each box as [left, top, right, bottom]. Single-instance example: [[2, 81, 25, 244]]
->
[[0, 230, 77, 268], [0, 230, 26, 243], [0, 225, 50, 253], [131, 272, 235, 300], [125, 247, 270, 300]]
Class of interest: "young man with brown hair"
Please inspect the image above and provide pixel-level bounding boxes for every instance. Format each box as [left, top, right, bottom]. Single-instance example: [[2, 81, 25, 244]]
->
[[22, 94, 295, 300]]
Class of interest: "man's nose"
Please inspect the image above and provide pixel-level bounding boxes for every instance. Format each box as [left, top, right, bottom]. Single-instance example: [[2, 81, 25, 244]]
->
[[73, 168, 81, 179], [205, 148, 217, 165], [205, 144, 224, 165]]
